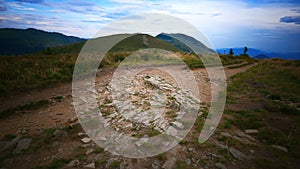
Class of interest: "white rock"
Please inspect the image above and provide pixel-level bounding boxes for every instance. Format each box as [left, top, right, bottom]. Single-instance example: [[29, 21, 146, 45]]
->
[[81, 137, 92, 144], [245, 129, 259, 134], [172, 121, 184, 129], [271, 145, 288, 152], [86, 148, 95, 155], [84, 162, 95, 168]]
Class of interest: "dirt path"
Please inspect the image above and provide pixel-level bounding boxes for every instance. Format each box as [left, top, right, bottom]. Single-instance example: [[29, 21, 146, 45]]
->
[[0, 64, 256, 138]]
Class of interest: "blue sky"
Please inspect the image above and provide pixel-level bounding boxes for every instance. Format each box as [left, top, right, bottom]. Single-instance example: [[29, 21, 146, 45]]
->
[[0, 0, 299, 52]]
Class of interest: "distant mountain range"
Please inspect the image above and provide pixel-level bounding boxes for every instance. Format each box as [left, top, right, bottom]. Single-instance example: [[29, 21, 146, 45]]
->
[[0, 28, 85, 55], [217, 48, 300, 60], [0, 28, 213, 56], [1, 28, 299, 60]]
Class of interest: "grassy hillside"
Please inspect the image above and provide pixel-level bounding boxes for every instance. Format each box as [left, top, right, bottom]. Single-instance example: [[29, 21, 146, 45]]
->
[[0, 28, 85, 55], [43, 34, 181, 55], [156, 33, 193, 53], [159, 33, 215, 54], [222, 59, 300, 168], [108, 34, 181, 52]]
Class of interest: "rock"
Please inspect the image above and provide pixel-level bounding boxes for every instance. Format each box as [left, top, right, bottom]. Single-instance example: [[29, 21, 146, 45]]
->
[[152, 160, 161, 169], [66, 159, 79, 167], [188, 147, 195, 152], [13, 138, 32, 154], [229, 147, 247, 160], [84, 162, 96, 168], [162, 157, 176, 169], [185, 158, 191, 165], [271, 145, 288, 152], [172, 121, 184, 129], [51, 141, 62, 147], [78, 132, 87, 137], [214, 141, 228, 149], [221, 132, 232, 137], [86, 148, 95, 155], [53, 130, 67, 137], [81, 137, 92, 144], [250, 149, 255, 153], [234, 130, 256, 142], [245, 129, 259, 134], [206, 152, 221, 158], [215, 162, 227, 169]]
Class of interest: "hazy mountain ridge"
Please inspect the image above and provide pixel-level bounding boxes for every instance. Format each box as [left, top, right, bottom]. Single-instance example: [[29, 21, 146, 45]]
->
[[217, 48, 300, 60]]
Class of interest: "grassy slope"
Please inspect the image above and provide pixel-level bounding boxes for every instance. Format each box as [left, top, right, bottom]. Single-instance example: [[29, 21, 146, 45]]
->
[[0, 52, 255, 96], [222, 59, 300, 168]]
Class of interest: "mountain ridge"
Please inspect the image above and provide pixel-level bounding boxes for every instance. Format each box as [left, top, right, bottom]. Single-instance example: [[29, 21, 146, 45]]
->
[[217, 47, 300, 60], [0, 28, 85, 55]]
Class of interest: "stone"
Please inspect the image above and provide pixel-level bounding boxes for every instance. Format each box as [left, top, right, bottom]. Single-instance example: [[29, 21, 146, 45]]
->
[[66, 159, 79, 167], [151, 159, 161, 169], [229, 147, 247, 160], [234, 130, 256, 142], [172, 121, 184, 129], [84, 162, 96, 168], [162, 157, 176, 169], [215, 162, 227, 169], [13, 138, 32, 154], [78, 132, 87, 137], [81, 137, 92, 144], [221, 132, 232, 137], [245, 129, 259, 134], [188, 147, 195, 152], [51, 141, 62, 147], [86, 148, 95, 155], [271, 145, 288, 152], [214, 141, 228, 149], [185, 158, 191, 165], [53, 130, 67, 137]]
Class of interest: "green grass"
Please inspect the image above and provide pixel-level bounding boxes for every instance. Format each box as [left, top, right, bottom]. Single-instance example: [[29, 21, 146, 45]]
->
[[110, 161, 121, 169], [225, 59, 300, 167], [253, 158, 291, 169], [47, 158, 70, 169]]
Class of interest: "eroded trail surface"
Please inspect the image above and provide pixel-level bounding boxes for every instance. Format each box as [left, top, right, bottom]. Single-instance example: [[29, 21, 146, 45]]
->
[[0, 64, 256, 169]]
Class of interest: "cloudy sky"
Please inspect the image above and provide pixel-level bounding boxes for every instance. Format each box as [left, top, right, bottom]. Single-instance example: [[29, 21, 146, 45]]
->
[[0, 0, 299, 52]]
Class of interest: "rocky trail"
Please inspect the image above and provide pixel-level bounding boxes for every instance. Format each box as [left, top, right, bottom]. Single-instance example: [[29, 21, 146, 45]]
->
[[0, 63, 257, 169]]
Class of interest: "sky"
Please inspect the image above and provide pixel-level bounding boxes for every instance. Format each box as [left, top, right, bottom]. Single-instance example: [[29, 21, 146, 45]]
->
[[0, 0, 300, 53]]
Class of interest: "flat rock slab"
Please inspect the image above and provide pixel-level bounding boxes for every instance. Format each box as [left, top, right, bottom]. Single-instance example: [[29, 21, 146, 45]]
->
[[245, 129, 259, 134], [81, 137, 92, 144], [84, 162, 95, 168], [162, 157, 176, 169], [215, 162, 227, 169], [229, 147, 248, 160], [271, 145, 288, 152], [13, 138, 32, 154]]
